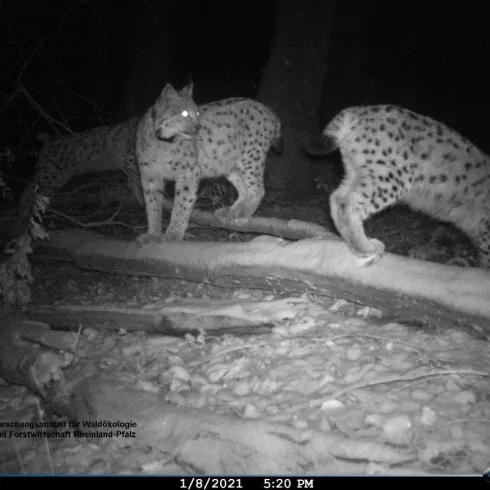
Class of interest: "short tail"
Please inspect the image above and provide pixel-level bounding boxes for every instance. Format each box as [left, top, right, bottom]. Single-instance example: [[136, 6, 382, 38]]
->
[[270, 133, 284, 155], [303, 134, 339, 157], [269, 111, 284, 156]]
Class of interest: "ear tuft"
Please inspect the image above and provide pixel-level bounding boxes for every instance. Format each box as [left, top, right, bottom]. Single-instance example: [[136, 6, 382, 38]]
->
[[180, 82, 194, 98]]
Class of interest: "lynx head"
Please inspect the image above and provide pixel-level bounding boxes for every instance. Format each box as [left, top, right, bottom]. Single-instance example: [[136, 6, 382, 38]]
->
[[151, 83, 200, 141]]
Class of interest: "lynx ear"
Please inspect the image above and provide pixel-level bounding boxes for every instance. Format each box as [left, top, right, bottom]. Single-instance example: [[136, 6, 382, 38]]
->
[[179, 82, 194, 98], [160, 83, 178, 100]]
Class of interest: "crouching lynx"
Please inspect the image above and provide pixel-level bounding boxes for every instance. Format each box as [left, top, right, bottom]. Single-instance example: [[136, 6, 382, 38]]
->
[[306, 105, 490, 269], [16, 119, 143, 241], [136, 83, 283, 242], [31, 119, 143, 206]]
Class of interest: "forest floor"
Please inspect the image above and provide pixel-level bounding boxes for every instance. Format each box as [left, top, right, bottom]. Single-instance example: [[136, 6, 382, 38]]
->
[[0, 174, 488, 475]]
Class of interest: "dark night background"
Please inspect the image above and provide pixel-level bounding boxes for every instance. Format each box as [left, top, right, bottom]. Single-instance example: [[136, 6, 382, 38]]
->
[[1, 0, 490, 195]]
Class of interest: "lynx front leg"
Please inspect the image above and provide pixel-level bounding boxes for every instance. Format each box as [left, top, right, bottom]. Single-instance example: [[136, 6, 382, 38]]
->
[[164, 172, 200, 241], [215, 168, 265, 224], [136, 169, 165, 245]]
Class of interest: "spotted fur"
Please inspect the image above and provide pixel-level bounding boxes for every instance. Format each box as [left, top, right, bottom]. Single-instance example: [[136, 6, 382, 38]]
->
[[136, 83, 283, 242], [306, 105, 490, 269], [30, 118, 143, 206]]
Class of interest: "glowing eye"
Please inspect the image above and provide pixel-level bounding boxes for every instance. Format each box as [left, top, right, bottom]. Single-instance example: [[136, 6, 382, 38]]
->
[[182, 110, 189, 117], [196, 111, 200, 117]]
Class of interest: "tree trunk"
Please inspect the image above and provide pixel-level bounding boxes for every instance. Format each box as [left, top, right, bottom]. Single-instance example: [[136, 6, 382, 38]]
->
[[319, 1, 376, 125], [257, 0, 334, 198], [88, 0, 111, 116], [116, 1, 179, 120]]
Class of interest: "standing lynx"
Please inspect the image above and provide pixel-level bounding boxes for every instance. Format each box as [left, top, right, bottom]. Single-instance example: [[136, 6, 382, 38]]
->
[[306, 105, 490, 268], [136, 83, 282, 242]]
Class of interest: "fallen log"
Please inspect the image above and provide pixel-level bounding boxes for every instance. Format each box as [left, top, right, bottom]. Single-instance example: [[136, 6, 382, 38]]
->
[[163, 198, 334, 240], [47, 369, 415, 474], [30, 298, 296, 336], [32, 229, 490, 334]]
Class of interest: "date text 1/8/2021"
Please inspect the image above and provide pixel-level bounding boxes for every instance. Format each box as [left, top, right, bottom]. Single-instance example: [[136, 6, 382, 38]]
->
[[179, 478, 315, 489]]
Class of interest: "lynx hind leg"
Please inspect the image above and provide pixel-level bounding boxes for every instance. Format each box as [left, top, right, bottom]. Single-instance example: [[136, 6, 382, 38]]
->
[[164, 172, 200, 241], [215, 167, 265, 224], [330, 154, 401, 265], [330, 187, 385, 265]]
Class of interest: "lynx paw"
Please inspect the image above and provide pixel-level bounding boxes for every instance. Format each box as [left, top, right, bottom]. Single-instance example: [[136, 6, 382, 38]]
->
[[136, 233, 164, 246], [163, 229, 185, 241], [351, 238, 385, 267], [214, 207, 248, 225]]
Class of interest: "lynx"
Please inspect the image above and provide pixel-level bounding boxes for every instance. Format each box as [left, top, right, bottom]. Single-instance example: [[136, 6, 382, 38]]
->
[[15, 119, 143, 242], [22, 118, 143, 210], [306, 105, 490, 268], [136, 83, 282, 242]]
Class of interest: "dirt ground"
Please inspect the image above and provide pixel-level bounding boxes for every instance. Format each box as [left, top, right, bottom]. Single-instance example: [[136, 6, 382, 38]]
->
[[0, 176, 488, 475]]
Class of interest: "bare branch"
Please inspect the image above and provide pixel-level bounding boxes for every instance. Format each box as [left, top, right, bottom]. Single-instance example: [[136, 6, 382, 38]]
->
[[17, 0, 92, 84], [0, 87, 21, 115], [45, 208, 143, 232]]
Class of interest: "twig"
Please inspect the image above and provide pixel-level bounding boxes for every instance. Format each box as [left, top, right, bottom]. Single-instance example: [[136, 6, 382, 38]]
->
[[325, 369, 489, 401], [0, 87, 21, 115], [45, 208, 143, 232]]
